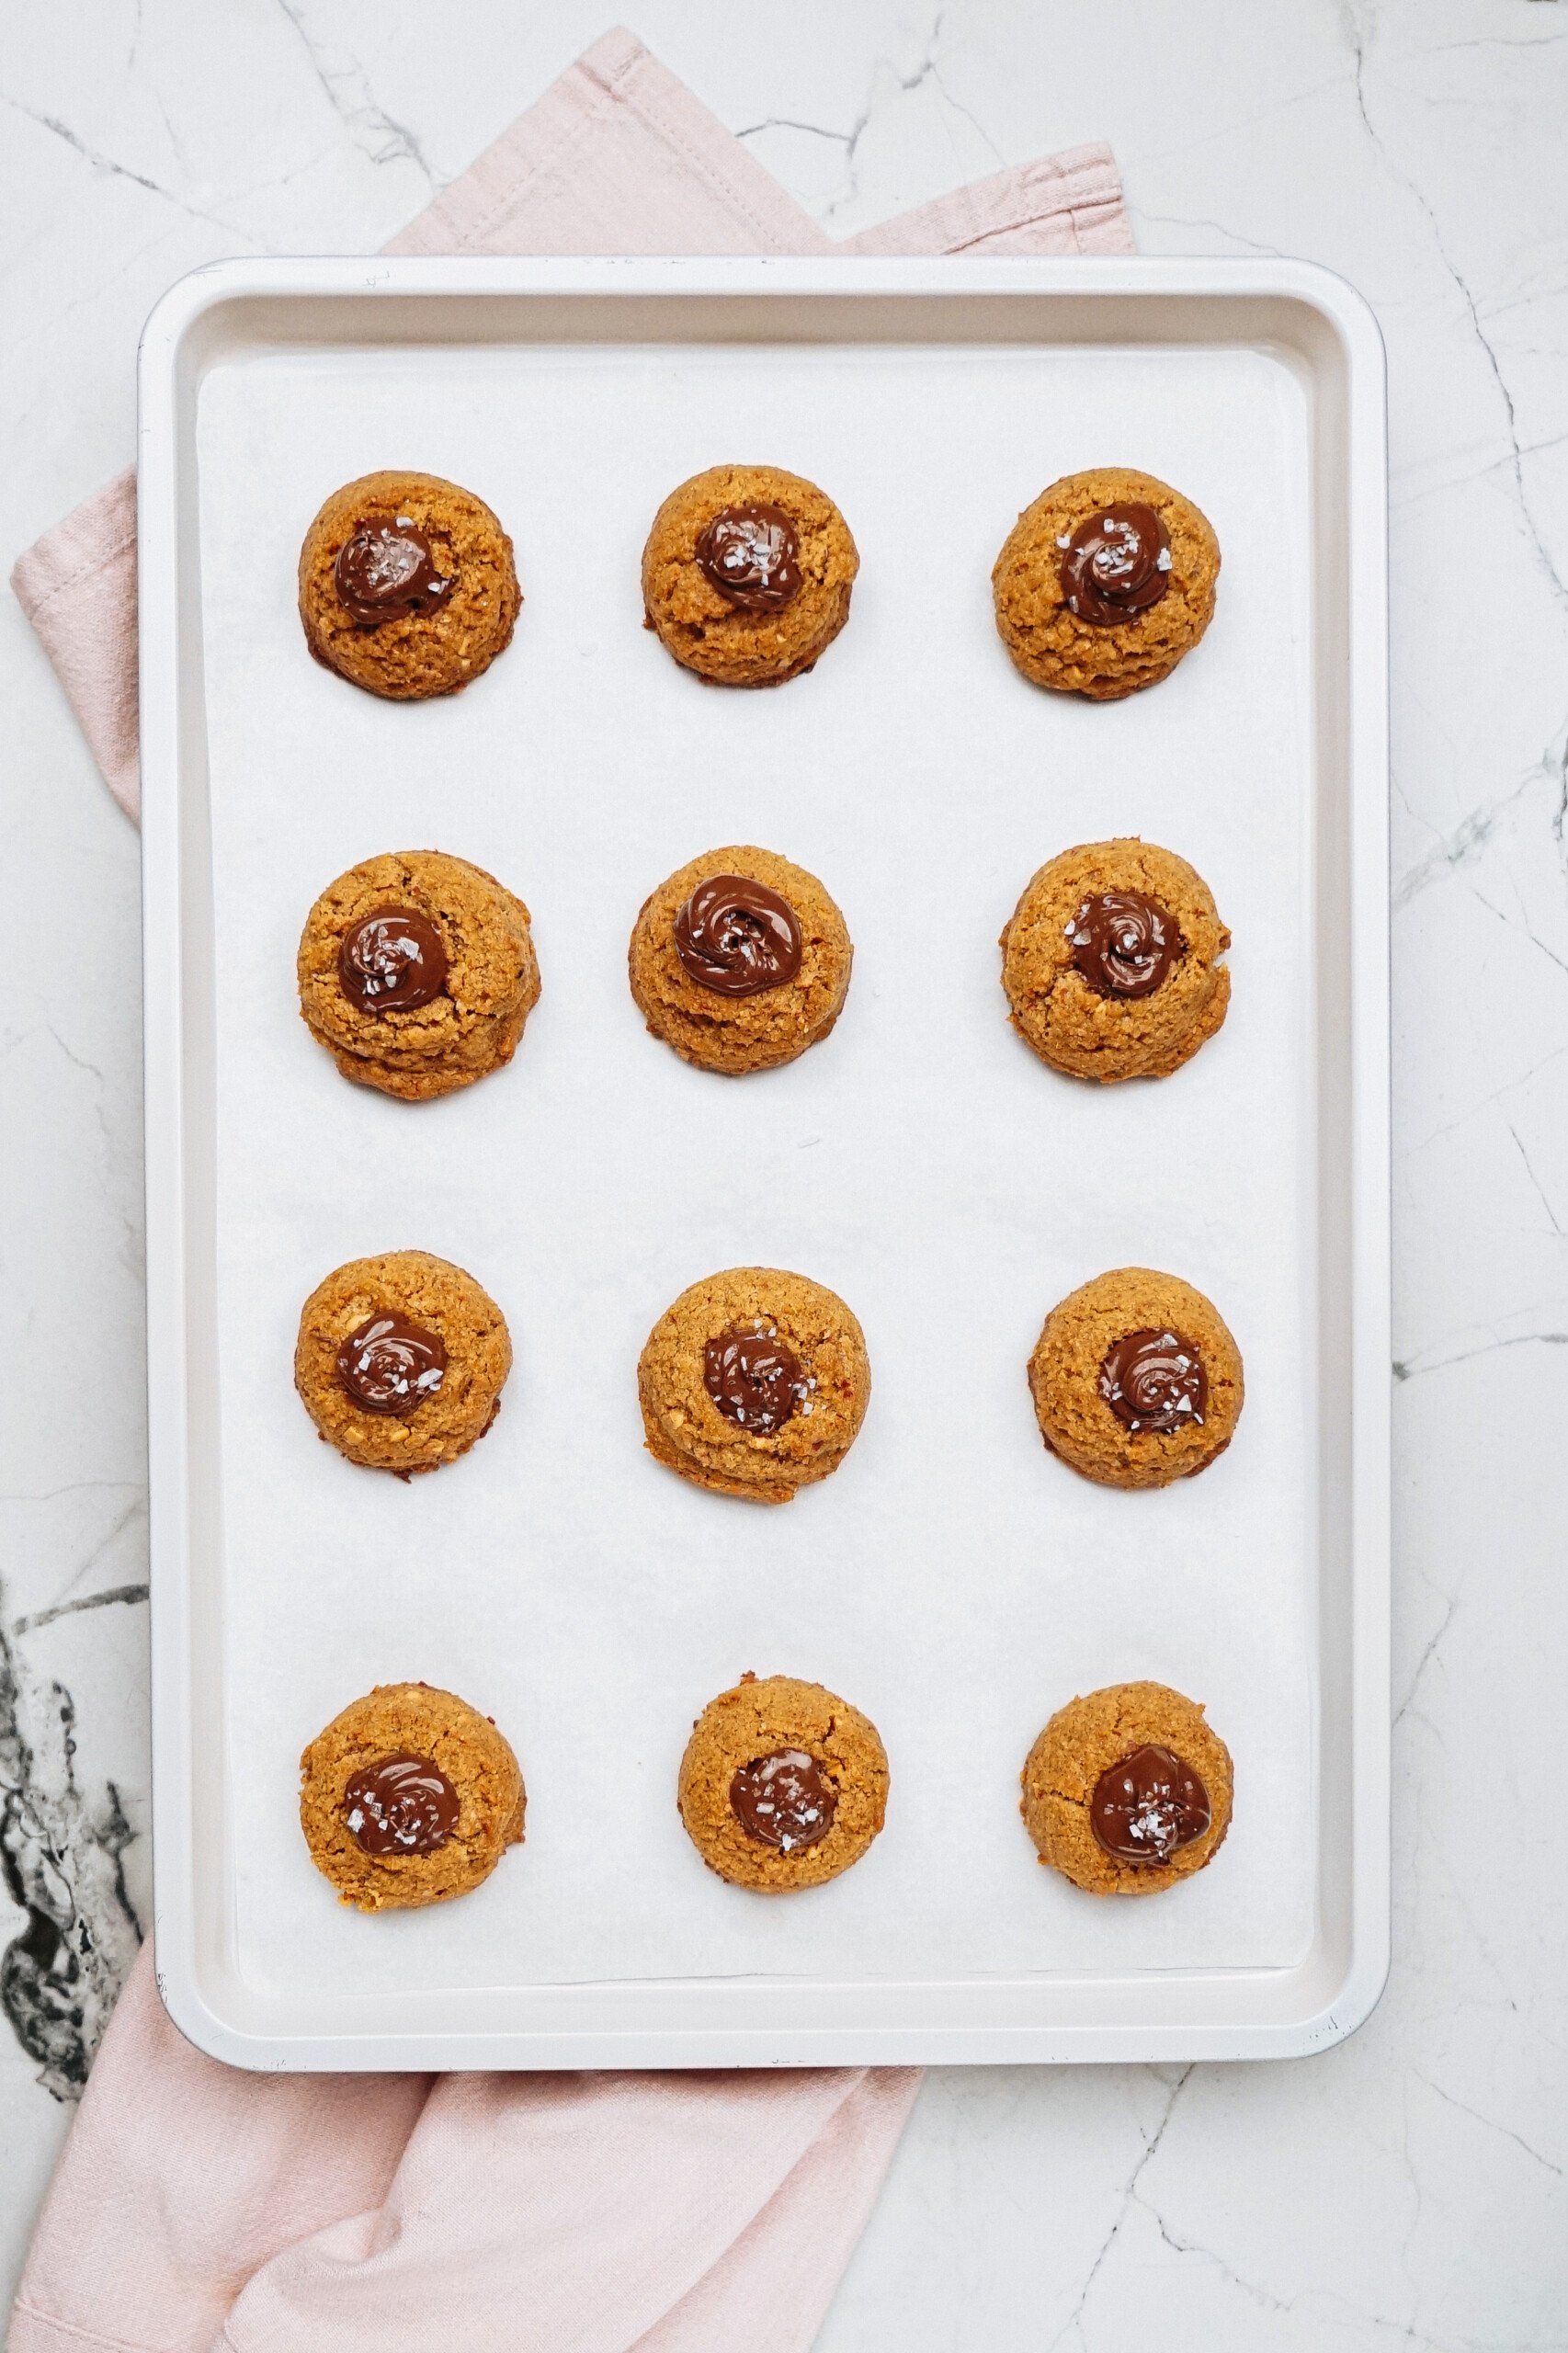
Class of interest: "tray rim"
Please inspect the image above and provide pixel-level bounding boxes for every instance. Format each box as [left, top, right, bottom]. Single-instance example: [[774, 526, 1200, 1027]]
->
[[138, 252, 1390, 2070]]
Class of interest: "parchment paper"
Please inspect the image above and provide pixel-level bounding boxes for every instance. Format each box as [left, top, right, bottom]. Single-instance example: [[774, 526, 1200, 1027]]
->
[[197, 333, 1319, 2009]]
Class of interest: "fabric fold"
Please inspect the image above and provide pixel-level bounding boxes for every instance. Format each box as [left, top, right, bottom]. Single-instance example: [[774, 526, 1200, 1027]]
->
[[10, 467, 141, 819], [388, 28, 834, 261], [7, 1946, 920, 2353]]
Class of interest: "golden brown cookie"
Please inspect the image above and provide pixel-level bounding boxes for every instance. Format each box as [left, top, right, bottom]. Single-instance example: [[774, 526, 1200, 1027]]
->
[[641, 464, 858, 687], [297, 849, 540, 1102], [295, 1250, 512, 1478], [300, 1682, 525, 1911], [628, 846, 852, 1075], [298, 471, 520, 699], [1028, 1268, 1243, 1490], [1020, 1681, 1233, 1895], [992, 468, 1219, 699], [678, 1672, 889, 1891], [1001, 838, 1230, 1083], [638, 1267, 870, 1505]]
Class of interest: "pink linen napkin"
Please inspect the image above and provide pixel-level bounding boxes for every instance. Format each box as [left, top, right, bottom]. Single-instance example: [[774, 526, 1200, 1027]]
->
[[8, 31, 1132, 2352], [9, 26, 1131, 822], [9, 1943, 920, 2353]]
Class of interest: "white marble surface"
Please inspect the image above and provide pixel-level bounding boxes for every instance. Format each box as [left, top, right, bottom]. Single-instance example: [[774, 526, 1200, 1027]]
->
[[2, 1, 1565, 2342]]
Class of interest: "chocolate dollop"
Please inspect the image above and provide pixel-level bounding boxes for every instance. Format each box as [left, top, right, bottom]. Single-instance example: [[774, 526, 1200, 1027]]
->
[[337, 905, 449, 1012], [1090, 1745, 1210, 1864], [703, 1321, 806, 1433], [1059, 501, 1171, 627], [336, 1313, 448, 1416], [343, 1753, 460, 1855], [695, 504, 802, 609], [1066, 889, 1180, 999], [729, 1749, 837, 1851], [1098, 1328, 1208, 1435], [674, 874, 803, 997], [334, 515, 452, 625]]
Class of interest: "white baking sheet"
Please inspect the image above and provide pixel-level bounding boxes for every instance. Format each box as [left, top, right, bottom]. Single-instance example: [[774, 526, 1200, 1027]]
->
[[194, 330, 1321, 2008]]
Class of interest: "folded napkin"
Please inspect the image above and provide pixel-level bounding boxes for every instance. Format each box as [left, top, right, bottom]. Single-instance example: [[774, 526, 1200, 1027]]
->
[[9, 26, 1130, 823], [8, 31, 1131, 2351], [9, 1943, 919, 2353]]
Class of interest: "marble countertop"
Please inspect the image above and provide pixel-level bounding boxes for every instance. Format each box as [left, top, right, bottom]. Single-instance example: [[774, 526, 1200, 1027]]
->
[[3, 2, 1565, 2342]]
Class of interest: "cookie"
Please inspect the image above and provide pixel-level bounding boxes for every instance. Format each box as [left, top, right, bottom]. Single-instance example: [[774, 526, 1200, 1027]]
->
[[678, 1672, 889, 1891], [295, 1250, 511, 1478], [992, 468, 1220, 699], [629, 846, 852, 1075], [300, 1681, 525, 1911], [298, 471, 520, 699], [1001, 838, 1230, 1083], [638, 1267, 870, 1505], [297, 849, 540, 1102], [641, 464, 858, 687], [1020, 1681, 1232, 1896], [1028, 1268, 1243, 1489]]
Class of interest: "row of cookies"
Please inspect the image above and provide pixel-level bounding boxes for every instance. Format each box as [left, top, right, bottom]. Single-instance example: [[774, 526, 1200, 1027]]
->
[[299, 1254, 1242, 1495], [299, 462, 1221, 701], [301, 1673, 1233, 1914], [299, 839, 1232, 1097]]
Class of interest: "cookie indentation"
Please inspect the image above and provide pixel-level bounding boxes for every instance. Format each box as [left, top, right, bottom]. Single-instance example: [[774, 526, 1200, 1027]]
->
[[335, 1312, 448, 1417], [729, 1749, 837, 1850], [1066, 890, 1179, 1000], [334, 516, 452, 624], [1059, 502, 1171, 625], [696, 504, 801, 609], [675, 874, 803, 996], [343, 1754, 460, 1854], [1090, 1745, 1210, 1865], [704, 1323, 805, 1432], [337, 905, 449, 1013], [1097, 1327, 1207, 1434]]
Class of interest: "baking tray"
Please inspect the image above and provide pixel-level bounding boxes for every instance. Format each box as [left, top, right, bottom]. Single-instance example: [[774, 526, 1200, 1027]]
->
[[138, 256, 1389, 2070]]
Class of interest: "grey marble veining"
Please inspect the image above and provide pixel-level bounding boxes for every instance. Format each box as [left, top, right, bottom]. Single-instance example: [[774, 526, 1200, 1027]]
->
[[3, 1, 1565, 2343], [0, 1602, 142, 2099]]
